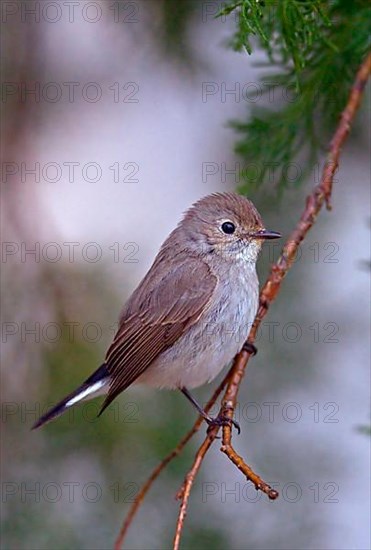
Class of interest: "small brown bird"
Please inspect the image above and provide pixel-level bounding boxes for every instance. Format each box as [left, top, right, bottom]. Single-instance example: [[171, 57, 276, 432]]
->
[[33, 192, 280, 430]]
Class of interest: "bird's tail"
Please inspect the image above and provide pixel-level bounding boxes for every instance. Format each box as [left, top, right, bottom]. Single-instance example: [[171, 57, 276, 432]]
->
[[32, 364, 110, 429]]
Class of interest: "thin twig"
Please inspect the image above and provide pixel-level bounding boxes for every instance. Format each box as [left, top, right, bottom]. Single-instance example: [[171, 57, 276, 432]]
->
[[173, 432, 218, 550], [220, 351, 279, 500], [172, 52, 371, 549], [114, 373, 229, 550]]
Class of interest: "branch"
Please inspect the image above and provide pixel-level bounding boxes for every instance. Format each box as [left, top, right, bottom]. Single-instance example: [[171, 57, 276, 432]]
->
[[114, 51, 370, 550], [114, 372, 229, 550], [173, 433, 217, 550], [173, 51, 371, 548]]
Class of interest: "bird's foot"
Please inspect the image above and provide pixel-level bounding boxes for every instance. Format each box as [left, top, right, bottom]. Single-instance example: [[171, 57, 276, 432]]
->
[[206, 414, 241, 436], [242, 341, 257, 355]]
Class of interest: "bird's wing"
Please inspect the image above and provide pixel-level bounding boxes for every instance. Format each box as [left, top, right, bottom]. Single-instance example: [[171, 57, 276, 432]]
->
[[99, 256, 217, 413]]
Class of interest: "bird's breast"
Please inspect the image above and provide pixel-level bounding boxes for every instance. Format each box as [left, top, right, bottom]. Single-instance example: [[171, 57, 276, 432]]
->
[[138, 264, 259, 390]]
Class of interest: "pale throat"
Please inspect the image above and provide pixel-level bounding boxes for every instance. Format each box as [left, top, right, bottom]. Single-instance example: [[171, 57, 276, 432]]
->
[[234, 240, 261, 265]]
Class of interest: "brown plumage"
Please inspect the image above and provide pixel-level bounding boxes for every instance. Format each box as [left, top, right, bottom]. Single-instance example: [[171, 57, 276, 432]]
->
[[101, 254, 217, 413], [101, 193, 266, 413]]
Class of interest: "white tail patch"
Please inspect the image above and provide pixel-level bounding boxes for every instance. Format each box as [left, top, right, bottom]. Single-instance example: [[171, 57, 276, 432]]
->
[[66, 380, 108, 407]]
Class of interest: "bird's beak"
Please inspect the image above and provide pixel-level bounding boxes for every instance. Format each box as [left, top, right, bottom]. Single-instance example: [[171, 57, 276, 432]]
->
[[251, 230, 281, 240]]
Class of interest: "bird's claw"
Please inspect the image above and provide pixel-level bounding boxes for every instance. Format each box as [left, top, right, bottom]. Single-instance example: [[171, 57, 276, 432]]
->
[[242, 342, 257, 355], [206, 415, 241, 435]]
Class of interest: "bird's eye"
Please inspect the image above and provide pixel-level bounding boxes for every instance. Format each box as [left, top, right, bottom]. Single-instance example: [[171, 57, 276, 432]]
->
[[221, 221, 236, 235]]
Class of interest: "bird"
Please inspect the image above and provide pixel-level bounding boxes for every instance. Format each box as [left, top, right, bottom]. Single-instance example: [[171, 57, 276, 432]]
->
[[32, 192, 280, 431]]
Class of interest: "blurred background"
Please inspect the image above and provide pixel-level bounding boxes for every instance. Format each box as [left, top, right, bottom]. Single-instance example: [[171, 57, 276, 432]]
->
[[1, 1, 370, 549]]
